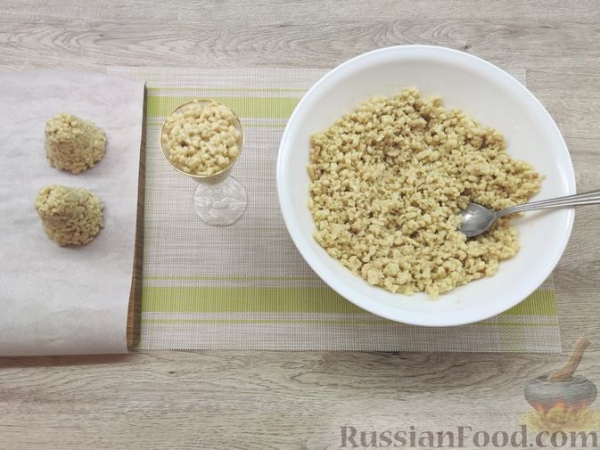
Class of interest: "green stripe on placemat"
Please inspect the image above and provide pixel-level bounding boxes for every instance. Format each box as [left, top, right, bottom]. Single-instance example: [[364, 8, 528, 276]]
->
[[502, 288, 557, 316], [107, 66, 561, 353], [142, 286, 556, 316], [147, 96, 299, 119], [143, 286, 363, 314]]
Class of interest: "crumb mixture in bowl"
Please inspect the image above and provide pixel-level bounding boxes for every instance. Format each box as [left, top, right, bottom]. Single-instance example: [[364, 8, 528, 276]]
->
[[308, 88, 542, 298], [161, 100, 242, 177]]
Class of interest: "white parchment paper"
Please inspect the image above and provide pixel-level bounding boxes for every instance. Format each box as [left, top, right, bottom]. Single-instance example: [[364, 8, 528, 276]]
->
[[0, 71, 145, 356]]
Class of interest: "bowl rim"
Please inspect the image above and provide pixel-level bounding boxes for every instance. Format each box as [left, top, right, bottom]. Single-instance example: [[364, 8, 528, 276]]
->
[[276, 44, 575, 326]]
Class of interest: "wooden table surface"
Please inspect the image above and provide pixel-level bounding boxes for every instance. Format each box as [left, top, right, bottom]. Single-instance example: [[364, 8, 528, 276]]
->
[[2, 1, 600, 449]]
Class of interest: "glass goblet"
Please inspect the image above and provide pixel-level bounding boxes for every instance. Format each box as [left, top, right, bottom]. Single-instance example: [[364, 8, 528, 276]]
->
[[160, 99, 247, 227]]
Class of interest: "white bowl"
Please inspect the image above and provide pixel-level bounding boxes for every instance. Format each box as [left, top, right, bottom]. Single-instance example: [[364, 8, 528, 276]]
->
[[276, 45, 575, 326]]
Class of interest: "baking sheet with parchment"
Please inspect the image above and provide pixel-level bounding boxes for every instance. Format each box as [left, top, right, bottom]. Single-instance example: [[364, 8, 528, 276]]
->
[[0, 71, 145, 356]]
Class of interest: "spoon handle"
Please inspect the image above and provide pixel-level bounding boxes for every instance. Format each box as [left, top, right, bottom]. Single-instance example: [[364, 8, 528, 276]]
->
[[496, 188, 600, 218]]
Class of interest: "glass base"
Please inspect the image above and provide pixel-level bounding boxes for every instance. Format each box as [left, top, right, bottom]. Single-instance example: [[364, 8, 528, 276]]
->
[[193, 176, 247, 226]]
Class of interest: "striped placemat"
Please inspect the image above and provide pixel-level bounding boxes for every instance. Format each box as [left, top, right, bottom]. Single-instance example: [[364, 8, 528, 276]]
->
[[108, 66, 561, 353]]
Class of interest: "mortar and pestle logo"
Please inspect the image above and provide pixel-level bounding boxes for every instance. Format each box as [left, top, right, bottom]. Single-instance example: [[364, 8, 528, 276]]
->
[[523, 338, 600, 432]]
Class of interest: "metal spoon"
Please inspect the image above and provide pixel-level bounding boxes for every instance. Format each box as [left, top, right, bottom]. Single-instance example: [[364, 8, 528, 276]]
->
[[460, 188, 600, 238]]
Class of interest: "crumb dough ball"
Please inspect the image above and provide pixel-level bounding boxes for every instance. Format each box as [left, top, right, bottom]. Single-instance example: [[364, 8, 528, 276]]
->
[[45, 113, 106, 174], [35, 185, 104, 246]]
